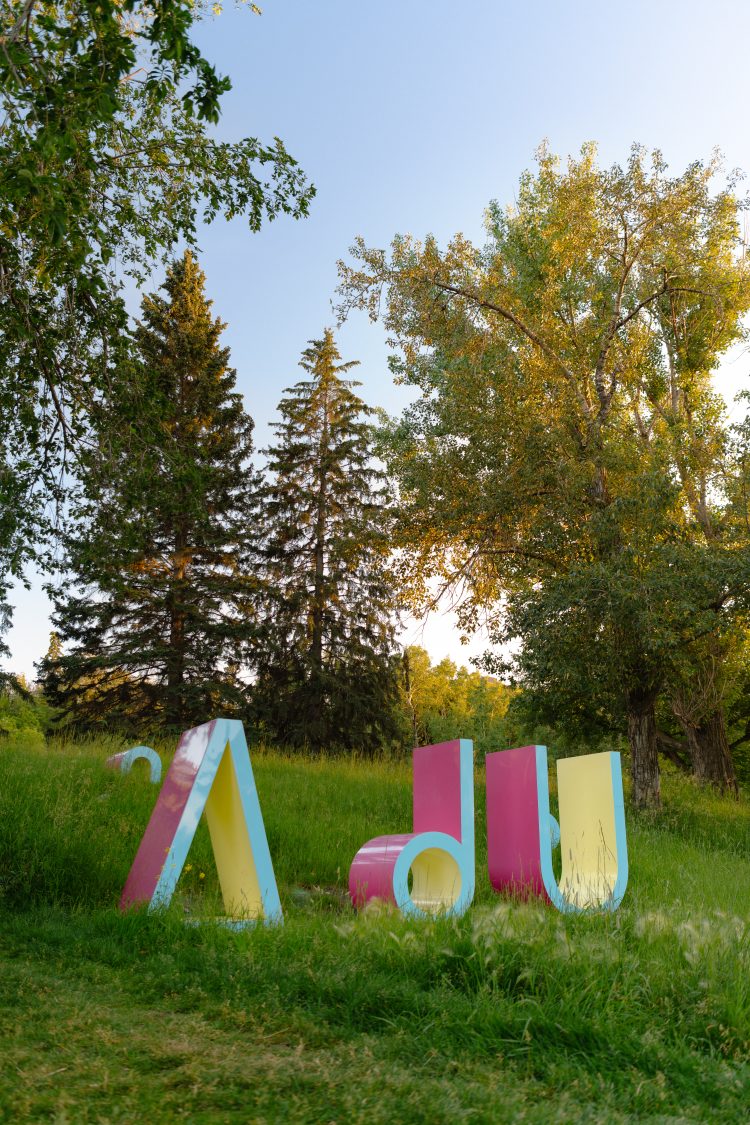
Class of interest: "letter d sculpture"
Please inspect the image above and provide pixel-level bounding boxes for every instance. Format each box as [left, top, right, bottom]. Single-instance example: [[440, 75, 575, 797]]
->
[[349, 739, 475, 919]]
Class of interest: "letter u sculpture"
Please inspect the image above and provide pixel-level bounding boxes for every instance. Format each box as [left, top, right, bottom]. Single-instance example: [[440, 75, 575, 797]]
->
[[349, 739, 475, 919], [486, 745, 628, 913]]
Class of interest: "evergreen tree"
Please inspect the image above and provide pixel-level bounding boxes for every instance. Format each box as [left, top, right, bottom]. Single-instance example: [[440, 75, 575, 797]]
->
[[39, 252, 260, 732], [254, 329, 400, 753]]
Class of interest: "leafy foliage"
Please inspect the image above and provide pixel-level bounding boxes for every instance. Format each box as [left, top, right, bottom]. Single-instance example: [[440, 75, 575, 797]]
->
[[400, 645, 513, 752], [338, 144, 750, 803], [0, 679, 50, 744], [0, 8, 314, 623], [2, 0, 235, 273]]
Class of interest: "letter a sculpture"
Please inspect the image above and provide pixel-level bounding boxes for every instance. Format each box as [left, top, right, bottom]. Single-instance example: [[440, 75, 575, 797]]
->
[[349, 739, 475, 919], [120, 719, 282, 926], [486, 746, 628, 913]]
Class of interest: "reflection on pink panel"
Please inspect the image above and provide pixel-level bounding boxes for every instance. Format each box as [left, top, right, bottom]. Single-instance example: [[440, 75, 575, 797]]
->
[[348, 833, 413, 906], [486, 745, 544, 898], [120, 720, 217, 908]]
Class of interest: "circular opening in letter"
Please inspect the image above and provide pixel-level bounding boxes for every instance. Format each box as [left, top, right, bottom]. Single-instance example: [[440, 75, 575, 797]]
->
[[409, 848, 462, 915]]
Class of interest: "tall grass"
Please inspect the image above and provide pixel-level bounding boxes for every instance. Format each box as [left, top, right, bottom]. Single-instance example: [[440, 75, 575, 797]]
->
[[0, 737, 748, 1122]]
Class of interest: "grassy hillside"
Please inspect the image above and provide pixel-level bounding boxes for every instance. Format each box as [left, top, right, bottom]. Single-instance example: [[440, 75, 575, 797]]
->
[[1, 737, 749, 1123]]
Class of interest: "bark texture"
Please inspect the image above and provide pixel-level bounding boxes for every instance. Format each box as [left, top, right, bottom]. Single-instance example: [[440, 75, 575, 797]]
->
[[627, 690, 661, 808], [682, 708, 739, 795]]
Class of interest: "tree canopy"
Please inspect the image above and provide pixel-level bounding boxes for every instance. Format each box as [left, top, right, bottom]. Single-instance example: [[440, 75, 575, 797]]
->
[[338, 143, 750, 802], [0, 4, 314, 656]]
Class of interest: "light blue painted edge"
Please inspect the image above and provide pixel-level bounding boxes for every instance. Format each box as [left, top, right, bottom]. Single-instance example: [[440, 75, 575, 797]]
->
[[227, 720, 283, 925], [149, 718, 283, 927], [392, 738, 475, 920], [535, 745, 628, 915], [535, 745, 571, 913], [609, 752, 629, 910], [458, 737, 476, 860], [121, 745, 162, 784]]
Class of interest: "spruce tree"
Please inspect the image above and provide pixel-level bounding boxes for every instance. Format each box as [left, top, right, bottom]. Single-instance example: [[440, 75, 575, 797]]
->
[[254, 329, 400, 753], [39, 252, 260, 732]]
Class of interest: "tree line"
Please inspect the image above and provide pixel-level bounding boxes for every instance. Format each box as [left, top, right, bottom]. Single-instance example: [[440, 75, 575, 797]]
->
[[4, 5, 750, 804], [34, 253, 401, 752], [24, 252, 508, 756]]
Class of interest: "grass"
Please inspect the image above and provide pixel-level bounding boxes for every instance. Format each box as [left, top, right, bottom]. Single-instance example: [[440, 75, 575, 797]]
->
[[0, 737, 748, 1122]]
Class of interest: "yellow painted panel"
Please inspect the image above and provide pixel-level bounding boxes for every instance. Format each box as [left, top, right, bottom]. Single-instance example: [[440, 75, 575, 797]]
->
[[557, 752, 618, 908], [204, 743, 263, 919], [410, 848, 462, 912]]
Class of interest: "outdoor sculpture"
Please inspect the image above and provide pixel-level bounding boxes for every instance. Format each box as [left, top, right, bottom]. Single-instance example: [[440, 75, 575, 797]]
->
[[349, 739, 475, 919], [106, 745, 162, 784], [118, 720, 628, 926], [120, 718, 282, 926], [486, 745, 628, 913]]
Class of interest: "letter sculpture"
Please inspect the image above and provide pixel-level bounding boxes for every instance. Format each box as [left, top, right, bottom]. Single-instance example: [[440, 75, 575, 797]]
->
[[120, 718, 281, 927], [349, 739, 475, 919], [486, 745, 628, 913], [106, 745, 162, 784]]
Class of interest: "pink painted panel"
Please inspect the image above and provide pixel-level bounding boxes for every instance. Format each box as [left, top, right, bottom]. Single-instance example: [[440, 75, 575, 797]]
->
[[486, 745, 544, 897], [120, 720, 217, 908], [348, 833, 412, 907], [413, 740, 463, 839]]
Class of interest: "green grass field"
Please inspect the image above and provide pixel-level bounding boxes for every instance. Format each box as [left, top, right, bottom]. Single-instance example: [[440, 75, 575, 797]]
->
[[1, 737, 749, 1123]]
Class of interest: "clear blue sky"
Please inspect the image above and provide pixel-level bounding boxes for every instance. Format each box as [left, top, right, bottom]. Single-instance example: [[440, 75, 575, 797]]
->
[[6, 0, 750, 679]]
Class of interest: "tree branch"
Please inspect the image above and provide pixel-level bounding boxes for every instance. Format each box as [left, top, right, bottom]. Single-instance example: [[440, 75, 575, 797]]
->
[[428, 276, 594, 421], [656, 729, 691, 772], [1, 0, 37, 46]]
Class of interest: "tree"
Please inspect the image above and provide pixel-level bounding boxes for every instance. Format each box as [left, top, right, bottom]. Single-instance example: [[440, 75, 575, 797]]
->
[[499, 519, 746, 797], [338, 144, 750, 805], [0, 7, 314, 635], [400, 645, 513, 752], [1, 0, 257, 279], [38, 252, 260, 731], [253, 329, 401, 753]]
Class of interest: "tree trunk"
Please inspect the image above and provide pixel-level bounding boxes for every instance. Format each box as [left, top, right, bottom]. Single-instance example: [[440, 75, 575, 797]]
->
[[682, 708, 738, 795], [655, 730, 691, 773], [626, 689, 661, 808], [166, 540, 188, 729], [402, 648, 419, 746]]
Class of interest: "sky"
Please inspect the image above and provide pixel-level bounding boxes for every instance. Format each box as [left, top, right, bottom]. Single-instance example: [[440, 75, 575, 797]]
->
[[6, 0, 750, 680]]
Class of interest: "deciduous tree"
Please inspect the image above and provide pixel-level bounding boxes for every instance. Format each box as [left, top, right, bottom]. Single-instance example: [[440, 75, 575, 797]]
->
[[338, 144, 750, 804], [400, 645, 512, 752]]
